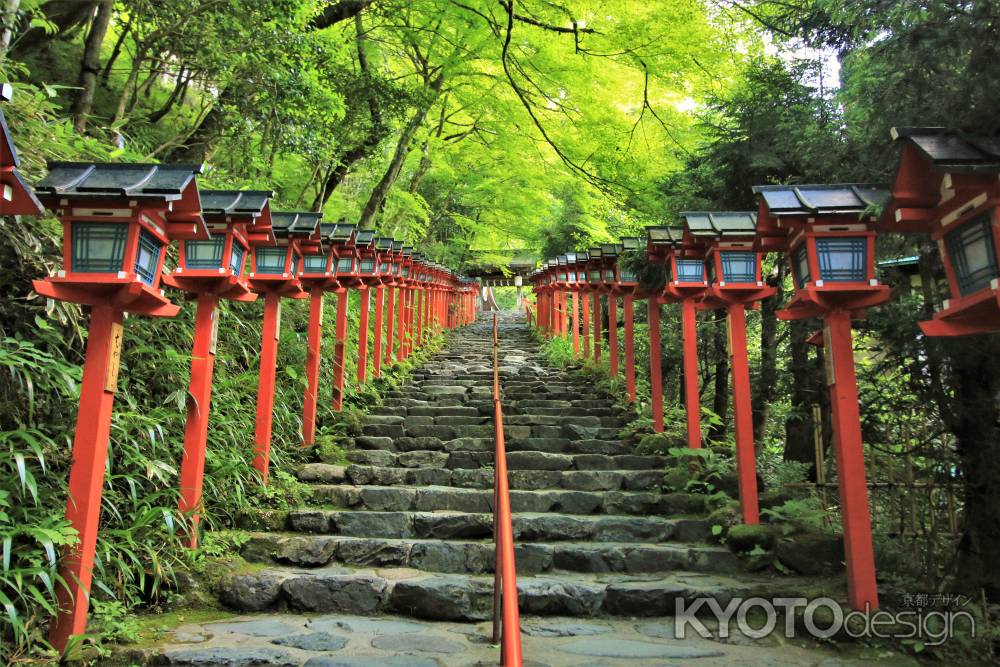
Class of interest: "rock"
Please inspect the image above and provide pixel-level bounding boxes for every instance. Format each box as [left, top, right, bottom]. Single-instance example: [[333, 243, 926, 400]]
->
[[561, 423, 601, 440], [272, 631, 348, 651], [304, 658, 438, 667], [408, 541, 468, 573], [776, 534, 844, 575], [162, 647, 300, 666], [522, 620, 613, 637], [371, 633, 465, 654], [332, 511, 413, 538], [726, 524, 779, 554], [273, 536, 338, 567], [307, 614, 426, 635], [359, 486, 416, 511], [171, 631, 210, 643], [218, 571, 286, 612], [517, 578, 604, 616], [506, 451, 573, 471], [282, 573, 388, 613], [287, 510, 331, 533], [355, 436, 396, 451], [561, 471, 624, 492], [513, 543, 553, 573], [405, 468, 453, 486], [335, 538, 410, 568], [347, 465, 407, 486], [560, 638, 724, 659], [397, 450, 449, 468], [413, 512, 492, 539], [390, 576, 492, 621], [299, 463, 348, 483]]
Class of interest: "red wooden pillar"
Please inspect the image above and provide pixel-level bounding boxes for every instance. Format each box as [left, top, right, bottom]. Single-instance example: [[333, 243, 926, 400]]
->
[[571, 292, 580, 356], [332, 288, 349, 411], [302, 287, 325, 445], [415, 288, 424, 348], [560, 291, 567, 336], [608, 295, 619, 377], [373, 286, 384, 378], [727, 303, 759, 524], [49, 305, 124, 651], [581, 291, 591, 358], [253, 292, 282, 483], [592, 292, 601, 362], [358, 287, 371, 384], [384, 287, 396, 366], [177, 293, 220, 547], [647, 298, 664, 433], [623, 294, 636, 402], [681, 298, 702, 449], [825, 309, 879, 610], [396, 285, 406, 358]]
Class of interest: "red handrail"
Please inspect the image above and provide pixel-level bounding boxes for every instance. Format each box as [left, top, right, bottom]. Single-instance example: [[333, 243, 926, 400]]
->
[[491, 314, 523, 666]]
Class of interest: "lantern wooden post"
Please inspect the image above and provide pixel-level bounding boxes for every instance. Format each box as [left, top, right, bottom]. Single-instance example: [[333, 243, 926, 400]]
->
[[49, 305, 124, 651], [302, 286, 324, 443], [647, 298, 664, 433], [253, 292, 281, 480], [384, 286, 396, 366], [358, 287, 370, 383], [681, 298, 702, 449], [825, 308, 879, 610], [396, 283, 406, 359], [727, 303, 758, 523], [373, 286, 385, 377], [332, 288, 349, 411], [624, 294, 636, 401], [177, 293, 219, 545], [571, 292, 580, 355], [608, 295, 619, 377], [592, 292, 601, 362], [581, 288, 591, 358]]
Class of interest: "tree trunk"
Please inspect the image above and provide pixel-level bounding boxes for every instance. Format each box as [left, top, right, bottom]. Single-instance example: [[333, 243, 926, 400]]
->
[[71, 0, 114, 134], [12, 0, 96, 56], [147, 68, 190, 123], [100, 13, 133, 85], [357, 76, 443, 229], [165, 85, 236, 163], [0, 0, 19, 56], [784, 319, 818, 471], [709, 309, 729, 443], [752, 264, 784, 448], [948, 339, 1000, 599]]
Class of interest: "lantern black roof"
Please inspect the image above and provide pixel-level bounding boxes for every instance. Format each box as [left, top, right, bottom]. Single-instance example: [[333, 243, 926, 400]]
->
[[355, 230, 375, 246], [199, 190, 272, 217], [891, 127, 1000, 173], [752, 184, 889, 216], [600, 243, 618, 257], [36, 162, 203, 200], [374, 237, 392, 250], [326, 223, 356, 242], [621, 237, 641, 251], [390, 241, 404, 252], [271, 212, 321, 236], [646, 225, 684, 244], [680, 211, 757, 237]]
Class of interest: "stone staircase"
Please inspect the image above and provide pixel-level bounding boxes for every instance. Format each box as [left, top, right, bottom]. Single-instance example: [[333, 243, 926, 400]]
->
[[218, 313, 802, 622]]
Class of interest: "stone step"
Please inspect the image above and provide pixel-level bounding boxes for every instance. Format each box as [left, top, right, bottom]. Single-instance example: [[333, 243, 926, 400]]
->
[[308, 484, 707, 516], [344, 449, 665, 471], [241, 534, 743, 576], [218, 566, 806, 620], [353, 435, 636, 456], [336, 464, 662, 492], [285, 510, 711, 543]]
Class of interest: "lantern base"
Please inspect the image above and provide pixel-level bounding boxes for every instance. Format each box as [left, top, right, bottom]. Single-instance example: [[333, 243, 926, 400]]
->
[[162, 274, 257, 302], [299, 276, 340, 291], [248, 278, 307, 299], [33, 277, 179, 317], [703, 284, 776, 308], [919, 288, 1000, 336], [777, 284, 891, 321], [664, 283, 708, 302]]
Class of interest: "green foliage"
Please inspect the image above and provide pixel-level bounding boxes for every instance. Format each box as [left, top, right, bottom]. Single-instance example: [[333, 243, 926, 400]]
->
[[761, 497, 827, 536]]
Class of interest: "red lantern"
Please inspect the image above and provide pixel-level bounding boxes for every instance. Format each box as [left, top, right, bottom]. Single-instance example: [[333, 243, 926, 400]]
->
[[163, 189, 273, 549], [30, 161, 205, 653], [884, 127, 1000, 335], [248, 211, 318, 483], [645, 225, 706, 447], [754, 183, 889, 612], [0, 84, 43, 216]]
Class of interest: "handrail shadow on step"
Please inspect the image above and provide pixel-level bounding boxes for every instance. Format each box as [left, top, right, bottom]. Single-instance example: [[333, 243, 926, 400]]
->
[[491, 314, 524, 666]]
